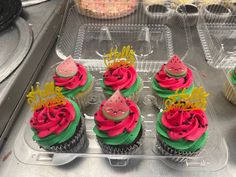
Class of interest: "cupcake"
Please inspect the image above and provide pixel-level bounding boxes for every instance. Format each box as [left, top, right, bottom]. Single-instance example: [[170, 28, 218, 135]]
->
[[93, 90, 143, 155], [100, 45, 143, 102], [53, 56, 94, 109], [224, 67, 236, 105], [74, 0, 138, 19], [27, 83, 87, 153], [143, 0, 172, 24], [156, 87, 209, 162], [152, 55, 194, 104]]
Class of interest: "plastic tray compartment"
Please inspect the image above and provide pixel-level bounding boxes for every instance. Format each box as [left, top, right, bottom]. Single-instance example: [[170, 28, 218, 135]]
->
[[56, 3, 192, 63], [14, 63, 228, 171], [197, 1, 236, 69], [197, 22, 236, 68]]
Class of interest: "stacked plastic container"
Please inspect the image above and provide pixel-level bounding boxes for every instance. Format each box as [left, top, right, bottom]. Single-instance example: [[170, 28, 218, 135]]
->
[[14, 0, 231, 172]]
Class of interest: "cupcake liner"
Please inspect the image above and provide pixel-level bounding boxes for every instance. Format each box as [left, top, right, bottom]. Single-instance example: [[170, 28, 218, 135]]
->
[[156, 136, 200, 163], [224, 79, 236, 105], [103, 81, 143, 103], [152, 90, 166, 109], [97, 127, 143, 155], [43, 115, 87, 153], [204, 4, 231, 23], [74, 78, 95, 109]]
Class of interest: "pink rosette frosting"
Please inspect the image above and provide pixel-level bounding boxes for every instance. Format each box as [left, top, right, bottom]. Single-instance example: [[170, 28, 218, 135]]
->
[[155, 65, 193, 90], [162, 108, 208, 141], [94, 99, 139, 137], [53, 64, 87, 90], [30, 101, 75, 138], [103, 66, 137, 90]]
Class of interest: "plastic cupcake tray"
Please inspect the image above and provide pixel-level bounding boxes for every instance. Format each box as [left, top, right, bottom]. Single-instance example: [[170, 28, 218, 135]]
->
[[197, 3, 236, 69], [14, 63, 228, 171], [56, 3, 192, 62]]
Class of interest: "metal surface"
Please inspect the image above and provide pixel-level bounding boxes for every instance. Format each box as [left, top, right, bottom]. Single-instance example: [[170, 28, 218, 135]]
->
[[0, 17, 32, 84], [0, 0, 68, 146], [22, 0, 49, 7]]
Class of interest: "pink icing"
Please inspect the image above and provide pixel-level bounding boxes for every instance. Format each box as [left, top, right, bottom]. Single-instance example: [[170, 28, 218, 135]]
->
[[79, 0, 137, 15], [165, 55, 187, 76], [155, 65, 193, 90], [53, 63, 87, 90], [102, 90, 129, 120], [103, 66, 137, 90], [162, 108, 208, 141], [30, 101, 75, 138], [95, 99, 139, 137]]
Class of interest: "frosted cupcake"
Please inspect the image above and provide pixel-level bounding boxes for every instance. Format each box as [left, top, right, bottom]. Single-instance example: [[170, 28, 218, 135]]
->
[[28, 83, 87, 153], [152, 55, 194, 101], [53, 56, 94, 109], [156, 87, 209, 162], [74, 0, 138, 19], [224, 67, 236, 105], [93, 90, 143, 155], [101, 46, 143, 102]]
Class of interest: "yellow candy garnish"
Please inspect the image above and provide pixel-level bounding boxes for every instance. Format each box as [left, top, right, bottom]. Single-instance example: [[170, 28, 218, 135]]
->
[[164, 86, 209, 112], [103, 45, 136, 69], [27, 82, 66, 111]]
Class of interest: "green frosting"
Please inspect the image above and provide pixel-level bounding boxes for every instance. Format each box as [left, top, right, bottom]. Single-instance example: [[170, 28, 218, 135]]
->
[[93, 117, 142, 145], [152, 79, 194, 98], [32, 99, 81, 148], [100, 76, 142, 97], [62, 72, 93, 97], [230, 68, 236, 85], [156, 112, 208, 152]]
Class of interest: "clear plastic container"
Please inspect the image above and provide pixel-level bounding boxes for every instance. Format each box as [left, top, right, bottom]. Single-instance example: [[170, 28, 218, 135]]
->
[[197, 1, 236, 68], [56, 0, 193, 62], [14, 63, 228, 171], [13, 0, 228, 172]]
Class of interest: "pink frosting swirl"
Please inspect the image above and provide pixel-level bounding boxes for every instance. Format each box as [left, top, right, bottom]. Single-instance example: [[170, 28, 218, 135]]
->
[[53, 64, 87, 90], [94, 99, 139, 137], [162, 108, 208, 141], [30, 101, 75, 138], [103, 66, 137, 90], [155, 65, 193, 90]]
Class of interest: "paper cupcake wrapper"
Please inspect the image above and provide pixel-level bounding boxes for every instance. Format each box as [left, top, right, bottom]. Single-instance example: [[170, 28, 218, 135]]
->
[[44, 115, 87, 153], [97, 128, 143, 155], [224, 79, 236, 105], [156, 136, 200, 163], [103, 81, 143, 103], [74, 78, 95, 109]]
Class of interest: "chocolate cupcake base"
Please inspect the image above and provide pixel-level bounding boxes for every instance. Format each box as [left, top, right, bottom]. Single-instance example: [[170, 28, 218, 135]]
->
[[42, 116, 88, 153], [97, 127, 143, 155], [156, 136, 200, 163]]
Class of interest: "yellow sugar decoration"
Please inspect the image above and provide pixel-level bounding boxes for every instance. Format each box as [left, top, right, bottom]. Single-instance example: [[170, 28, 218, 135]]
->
[[103, 45, 136, 69], [164, 86, 209, 112], [27, 82, 66, 111]]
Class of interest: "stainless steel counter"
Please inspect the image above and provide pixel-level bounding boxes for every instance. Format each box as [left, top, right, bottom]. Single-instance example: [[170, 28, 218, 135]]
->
[[0, 1, 236, 177]]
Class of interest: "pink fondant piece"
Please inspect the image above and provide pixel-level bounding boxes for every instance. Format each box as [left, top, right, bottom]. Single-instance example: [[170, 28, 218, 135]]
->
[[102, 90, 129, 120], [103, 66, 137, 90], [165, 55, 187, 77], [162, 108, 208, 141], [54, 62, 88, 90], [30, 101, 76, 138], [56, 56, 78, 78], [155, 65, 193, 90], [94, 99, 139, 137]]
